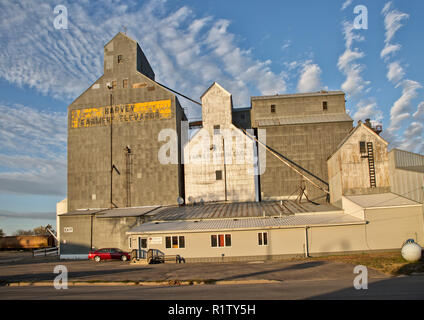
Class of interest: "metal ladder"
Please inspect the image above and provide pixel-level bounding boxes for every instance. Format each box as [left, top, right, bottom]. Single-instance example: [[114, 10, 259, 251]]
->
[[367, 142, 376, 188]]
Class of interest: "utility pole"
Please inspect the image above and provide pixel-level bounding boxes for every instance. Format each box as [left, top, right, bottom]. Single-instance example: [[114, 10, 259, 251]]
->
[[110, 92, 113, 208]]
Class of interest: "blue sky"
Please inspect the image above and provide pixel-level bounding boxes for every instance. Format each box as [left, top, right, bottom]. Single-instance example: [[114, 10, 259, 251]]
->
[[0, 0, 423, 235]]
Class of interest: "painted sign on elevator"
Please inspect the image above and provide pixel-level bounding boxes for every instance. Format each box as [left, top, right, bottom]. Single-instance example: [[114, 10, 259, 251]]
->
[[70, 99, 172, 128]]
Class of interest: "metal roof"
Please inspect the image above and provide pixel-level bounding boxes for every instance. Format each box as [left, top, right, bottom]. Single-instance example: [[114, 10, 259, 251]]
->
[[62, 206, 160, 217], [127, 213, 363, 234], [256, 113, 352, 127], [96, 206, 160, 218], [144, 201, 342, 221], [344, 193, 421, 208], [61, 209, 106, 216]]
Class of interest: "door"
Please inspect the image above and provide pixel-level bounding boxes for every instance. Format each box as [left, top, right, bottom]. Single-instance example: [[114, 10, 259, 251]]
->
[[139, 237, 147, 249], [138, 237, 147, 258]]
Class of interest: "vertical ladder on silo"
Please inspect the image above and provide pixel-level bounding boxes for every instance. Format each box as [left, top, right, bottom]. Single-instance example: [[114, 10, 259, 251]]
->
[[367, 142, 376, 188]]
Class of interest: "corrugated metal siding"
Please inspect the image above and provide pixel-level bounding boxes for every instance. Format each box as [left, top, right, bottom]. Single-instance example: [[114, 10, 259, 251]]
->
[[97, 206, 160, 218], [394, 149, 424, 170], [257, 113, 352, 127]]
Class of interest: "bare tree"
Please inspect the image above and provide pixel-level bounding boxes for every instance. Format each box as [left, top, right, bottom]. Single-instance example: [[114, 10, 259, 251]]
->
[[13, 229, 34, 236], [0, 229, 5, 237]]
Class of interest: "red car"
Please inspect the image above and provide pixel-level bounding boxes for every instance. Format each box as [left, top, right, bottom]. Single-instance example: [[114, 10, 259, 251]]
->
[[88, 248, 130, 262]]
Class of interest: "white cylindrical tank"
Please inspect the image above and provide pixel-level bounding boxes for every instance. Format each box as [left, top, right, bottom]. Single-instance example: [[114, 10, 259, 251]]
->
[[401, 240, 422, 262]]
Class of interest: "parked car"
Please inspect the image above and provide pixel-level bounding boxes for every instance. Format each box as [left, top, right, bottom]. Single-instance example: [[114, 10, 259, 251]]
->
[[88, 248, 130, 262]]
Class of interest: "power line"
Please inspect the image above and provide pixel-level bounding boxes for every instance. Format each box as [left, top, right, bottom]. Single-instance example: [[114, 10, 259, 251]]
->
[[153, 80, 202, 106]]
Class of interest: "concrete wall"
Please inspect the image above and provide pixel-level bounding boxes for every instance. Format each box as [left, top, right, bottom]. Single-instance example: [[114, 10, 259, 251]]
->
[[59, 215, 92, 256], [328, 124, 391, 204], [59, 213, 144, 257], [184, 83, 256, 203], [251, 92, 352, 202], [67, 33, 185, 211], [251, 92, 347, 127], [258, 122, 352, 201], [56, 198, 67, 245], [232, 108, 251, 129]]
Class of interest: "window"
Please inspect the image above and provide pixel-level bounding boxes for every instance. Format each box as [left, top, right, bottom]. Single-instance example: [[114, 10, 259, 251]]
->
[[258, 232, 268, 246], [165, 236, 185, 249], [179, 236, 185, 248], [216, 170, 222, 181], [112, 80, 117, 89], [139, 238, 147, 249], [225, 234, 231, 247], [123, 79, 128, 88], [214, 125, 220, 134], [359, 141, 366, 154], [117, 55, 123, 63], [211, 234, 231, 247], [211, 235, 217, 247], [322, 101, 328, 110], [172, 236, 178, 248], [271, 105, 276, 113], [129, 237, 132, 249]]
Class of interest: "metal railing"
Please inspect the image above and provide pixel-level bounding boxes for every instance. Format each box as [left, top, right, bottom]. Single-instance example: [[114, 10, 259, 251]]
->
[[33, 247, 59, 257]]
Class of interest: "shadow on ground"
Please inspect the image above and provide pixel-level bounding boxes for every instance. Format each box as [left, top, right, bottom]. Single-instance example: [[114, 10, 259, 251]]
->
[[217, 261, 325, 281], [0, 265, 152, 286], [308, 275, 424, 300]]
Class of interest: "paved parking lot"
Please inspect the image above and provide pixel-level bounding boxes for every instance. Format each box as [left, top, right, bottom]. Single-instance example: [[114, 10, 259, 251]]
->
[[0, 251, 388, 284]]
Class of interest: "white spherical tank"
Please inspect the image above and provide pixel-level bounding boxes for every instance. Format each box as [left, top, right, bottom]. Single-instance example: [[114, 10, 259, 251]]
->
[[401, 241, 422, 262]]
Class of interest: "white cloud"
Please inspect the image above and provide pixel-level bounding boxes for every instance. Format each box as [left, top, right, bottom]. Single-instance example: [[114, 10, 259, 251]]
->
[[0, 103, 66, 196], [413, 102, 424, 120], [382, 2, 409, 45], [337, 21, 370, 100], [0, 210, 56, 220], [281, 40, 291, 51], [389, 79, 422, 128], [380, 43, 402, 59], [380, 2, 424, 153], [341, 0, 354, 11], [297, 63, 322, 93], [0, 0, 288, 114], [352, 101, 383, 123], [386, 61, 405, 84], [398, 122, 424, 153]]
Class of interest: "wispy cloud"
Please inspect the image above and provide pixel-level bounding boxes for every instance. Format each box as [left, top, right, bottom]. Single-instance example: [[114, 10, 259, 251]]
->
[[341, 0, 354, 11], [386, 61, 405, 84], [0, 0, 288, 117], [337, 20, 377, 122], [0, 103, 66, 196], [0, 210, 56, 220], [281, 40, 292, 51], [380, 2, 423, 153], [337, 21, 370, 100]]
